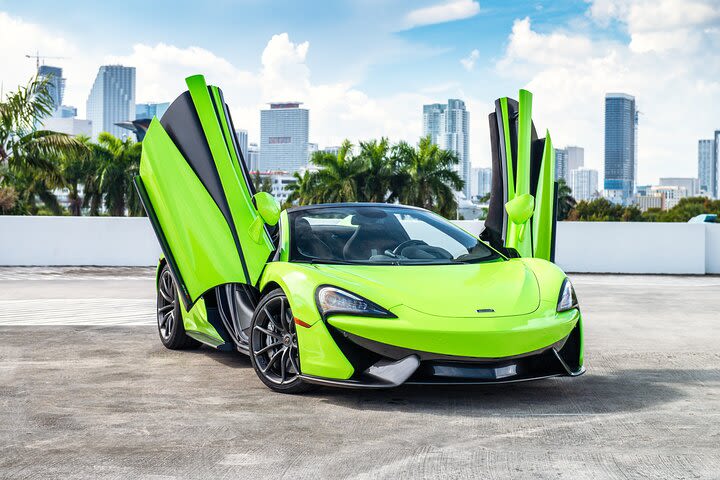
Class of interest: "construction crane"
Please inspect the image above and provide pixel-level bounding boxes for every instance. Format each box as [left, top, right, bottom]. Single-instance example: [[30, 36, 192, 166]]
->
[[25, 51, 67, 70]]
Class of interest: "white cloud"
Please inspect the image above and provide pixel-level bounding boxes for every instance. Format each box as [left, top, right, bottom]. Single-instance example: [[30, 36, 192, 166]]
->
[[404, 0, 480, 29], [589, 0, 720, 53], [460, 49, 480, 71], [0, 11, 433, 156], [497, 7, 720, 184]]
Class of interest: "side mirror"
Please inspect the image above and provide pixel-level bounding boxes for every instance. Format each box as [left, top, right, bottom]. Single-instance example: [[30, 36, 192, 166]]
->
[[505, 193, 535, 225], [505, 193, 534, 242], [249, 192, 280, 244], [254, 192, 280, 226]]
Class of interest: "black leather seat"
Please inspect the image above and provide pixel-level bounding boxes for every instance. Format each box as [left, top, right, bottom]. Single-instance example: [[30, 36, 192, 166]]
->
[[343, 222, 401, 260], [294, 217, 333, 259]]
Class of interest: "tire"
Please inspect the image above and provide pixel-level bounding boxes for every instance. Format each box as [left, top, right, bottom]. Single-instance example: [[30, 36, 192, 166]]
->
[[156, 264, 200, 350], [250, 289, 312, 394]]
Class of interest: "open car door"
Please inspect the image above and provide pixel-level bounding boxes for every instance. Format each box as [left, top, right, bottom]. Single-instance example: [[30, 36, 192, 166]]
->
[[134, 75, 275, 311], [481, 89, 557, 262]]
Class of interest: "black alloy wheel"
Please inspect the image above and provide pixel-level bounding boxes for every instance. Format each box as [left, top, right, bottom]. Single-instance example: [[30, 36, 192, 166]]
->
[[250, 289, 311, 393], [156, 264, 199, 350]]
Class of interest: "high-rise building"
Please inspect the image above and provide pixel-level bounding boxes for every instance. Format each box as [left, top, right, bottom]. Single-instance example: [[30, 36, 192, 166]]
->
[[567, 146, 584, 172], [476, 167, 492, 200], [659, 177, 699, 198], [234, 129, 249, 163], [423, 99, 470, 197], [555, 148, 568, 181], [136, 102, 169, 121], [37, 65, 65, 114], [248, 143, 260, 172], [698, 139, 715, 197], [259, 102, 309, 172], [86, 65, 136, 139], [569, 167, 599, 202], [604, 93, 637, 204]]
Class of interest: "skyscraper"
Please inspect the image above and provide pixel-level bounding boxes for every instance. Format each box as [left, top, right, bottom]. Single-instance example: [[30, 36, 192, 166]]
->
[[476, 167, 492, 199], [569, 167, 599, 202], [260, 102, 309, 172], [248, 143, 260, 172], [423, 99, 470, 197], [235, 129, 249, 163], [86, 65, 136, 139], [604, 93, 637, 204], [37, 65, 65, 114], [555, 148, 568, 181], [136, 102, 169, 120], [567, 146, 584, 172], [698, 139, 715, 197]]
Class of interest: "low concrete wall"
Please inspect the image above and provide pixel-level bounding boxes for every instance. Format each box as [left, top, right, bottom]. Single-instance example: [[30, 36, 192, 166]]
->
[[1, 216, 718, 274], [0, 216, 161, 267]]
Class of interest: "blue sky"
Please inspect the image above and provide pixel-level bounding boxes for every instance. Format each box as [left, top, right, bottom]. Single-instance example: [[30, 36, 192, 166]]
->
[[1, 0, 719, 184]]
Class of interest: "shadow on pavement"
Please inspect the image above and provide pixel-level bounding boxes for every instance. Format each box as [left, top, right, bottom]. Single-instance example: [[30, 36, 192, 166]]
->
[[307, 369, 718, 415]]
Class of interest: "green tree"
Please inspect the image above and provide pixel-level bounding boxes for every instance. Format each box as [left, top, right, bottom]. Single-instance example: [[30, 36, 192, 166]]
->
[[647, 197, 720, 222], [94, 132, 143, 216], [356, 137, 392, 202], [389, 136, 464, 218], [309, 140, 366, 203], [286, 170, 321, 207], [60, 135, 98, 216], [0, 76, 86, 214], [252, 171, 273, 194], [556, 178, 576, 221]]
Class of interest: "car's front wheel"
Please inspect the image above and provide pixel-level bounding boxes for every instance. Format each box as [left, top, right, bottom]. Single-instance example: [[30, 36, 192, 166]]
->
[[156, 264, 200, 350], [250, 289, 311, 393]]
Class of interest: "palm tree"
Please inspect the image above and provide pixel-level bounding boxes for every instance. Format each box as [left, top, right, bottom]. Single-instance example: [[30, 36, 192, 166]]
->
[[309, 140, 366, 203], [390, 136, 464, 218], [556, 178, 576, 221], [60, 135, 98, 216], [356, 137, 392, 202], [0, 76, 86, 214], [252, 171, 273, 194], [285, 170, 321, 206], [94, 132, 142, 216]]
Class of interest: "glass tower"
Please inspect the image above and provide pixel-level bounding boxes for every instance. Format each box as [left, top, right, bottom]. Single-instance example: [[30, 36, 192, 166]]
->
[[423, 99, 470, 198], [604, 93, 637, 204], [259, 103, 309, 172], [135, 102, 169, 120], [37, 65, 65, 114], [86, 65, 136, 139], [555, 148, 568, 181]]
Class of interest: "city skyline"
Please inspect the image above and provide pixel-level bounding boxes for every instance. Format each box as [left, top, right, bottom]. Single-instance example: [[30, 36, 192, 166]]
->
[[1, 1, 717, 185], [422, 99, 470, 197], [19, 56, 720, 202]]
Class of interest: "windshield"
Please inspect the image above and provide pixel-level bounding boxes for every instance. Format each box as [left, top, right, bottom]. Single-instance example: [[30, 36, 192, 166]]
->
[[288, 205, 501, 265]]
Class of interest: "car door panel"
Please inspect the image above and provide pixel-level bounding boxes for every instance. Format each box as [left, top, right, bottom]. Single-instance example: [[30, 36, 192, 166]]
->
[[135, 75, 273, 310]]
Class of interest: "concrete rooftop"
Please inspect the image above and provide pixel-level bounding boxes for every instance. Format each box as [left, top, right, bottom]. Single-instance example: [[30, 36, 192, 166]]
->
[[1, 268, 719, 479]]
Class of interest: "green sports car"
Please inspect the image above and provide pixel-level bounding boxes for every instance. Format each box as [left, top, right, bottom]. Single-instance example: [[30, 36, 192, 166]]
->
[[135, 75, 584, 393]]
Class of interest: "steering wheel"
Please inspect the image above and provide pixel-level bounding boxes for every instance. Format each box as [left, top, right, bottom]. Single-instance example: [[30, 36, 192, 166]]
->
[[389, 239, 428, 257]]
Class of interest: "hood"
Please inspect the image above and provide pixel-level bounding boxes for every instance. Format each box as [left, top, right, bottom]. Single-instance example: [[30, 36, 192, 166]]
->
[[314, 259, 540, 318]]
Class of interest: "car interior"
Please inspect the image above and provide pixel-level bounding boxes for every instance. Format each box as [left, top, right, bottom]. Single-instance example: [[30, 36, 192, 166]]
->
[[289, 207, 474, 263]]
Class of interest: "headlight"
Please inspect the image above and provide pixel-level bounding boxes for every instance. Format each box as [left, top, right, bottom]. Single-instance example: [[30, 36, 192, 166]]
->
[[316, 286, 395, 319], [557, 278, 579, 312]]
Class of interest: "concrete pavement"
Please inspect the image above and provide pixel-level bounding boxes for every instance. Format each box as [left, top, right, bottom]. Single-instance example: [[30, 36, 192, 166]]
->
[[1, 268, 719, 479]]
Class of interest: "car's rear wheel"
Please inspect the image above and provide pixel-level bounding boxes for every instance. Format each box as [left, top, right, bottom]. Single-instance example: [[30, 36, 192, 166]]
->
[[157, 264, 200, 350], [250, 289, 311, 393]]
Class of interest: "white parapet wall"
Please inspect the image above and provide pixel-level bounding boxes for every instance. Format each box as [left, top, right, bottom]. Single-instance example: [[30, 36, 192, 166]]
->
[[1, 216, 719, 274]]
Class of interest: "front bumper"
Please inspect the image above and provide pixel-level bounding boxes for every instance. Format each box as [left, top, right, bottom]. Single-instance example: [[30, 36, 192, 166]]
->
[[299, 315, 584, 388]]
